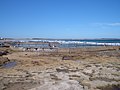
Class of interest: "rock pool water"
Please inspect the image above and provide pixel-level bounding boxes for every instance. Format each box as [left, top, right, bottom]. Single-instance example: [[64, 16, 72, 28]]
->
[[3, 62, 17, 68]]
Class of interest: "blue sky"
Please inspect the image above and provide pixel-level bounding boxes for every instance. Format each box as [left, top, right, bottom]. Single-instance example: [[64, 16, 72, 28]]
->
[[0, 0, 120, 39]]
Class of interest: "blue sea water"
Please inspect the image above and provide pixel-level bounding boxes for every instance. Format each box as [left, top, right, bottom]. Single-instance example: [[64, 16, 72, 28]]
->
[[65, 39, 120, 43], [14, 39, 120, 48]]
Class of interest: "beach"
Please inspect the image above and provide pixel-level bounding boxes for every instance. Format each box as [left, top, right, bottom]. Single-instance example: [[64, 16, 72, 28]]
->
[[1, 0, 120, 89], [0, 46, 120, 90]]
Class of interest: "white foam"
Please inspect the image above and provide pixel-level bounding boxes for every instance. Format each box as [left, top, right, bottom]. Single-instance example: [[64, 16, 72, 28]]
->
[[14, 40, 120, 46]]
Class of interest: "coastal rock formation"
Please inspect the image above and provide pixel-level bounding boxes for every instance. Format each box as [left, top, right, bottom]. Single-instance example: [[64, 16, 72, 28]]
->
[[0, 46, 120, 90], [0, 57, 10, 66], [0, 51, 9, 56]]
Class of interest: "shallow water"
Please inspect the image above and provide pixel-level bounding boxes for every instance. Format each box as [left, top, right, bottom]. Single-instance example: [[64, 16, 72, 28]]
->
[[3, 62, 17, 68], [13, 39, 120, 48]]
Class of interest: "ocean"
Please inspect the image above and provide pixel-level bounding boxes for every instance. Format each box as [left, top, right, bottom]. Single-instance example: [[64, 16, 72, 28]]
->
[[14, 39, 120, 48]]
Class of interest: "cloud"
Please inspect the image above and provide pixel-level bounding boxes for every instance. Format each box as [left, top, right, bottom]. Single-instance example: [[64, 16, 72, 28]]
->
[[92, 22, 120, 27], [107, 23, 120, 26]]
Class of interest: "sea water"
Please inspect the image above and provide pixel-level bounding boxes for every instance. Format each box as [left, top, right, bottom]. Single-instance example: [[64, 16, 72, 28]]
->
[[14, 39, 120, 48]]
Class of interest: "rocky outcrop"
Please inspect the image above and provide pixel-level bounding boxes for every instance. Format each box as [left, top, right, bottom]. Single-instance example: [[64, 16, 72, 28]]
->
[[0, 57, 10, 66], [0, 51, 9, 56]]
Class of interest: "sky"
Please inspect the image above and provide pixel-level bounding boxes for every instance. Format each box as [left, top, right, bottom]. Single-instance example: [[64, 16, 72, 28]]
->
[[0, 0, 120, 39]]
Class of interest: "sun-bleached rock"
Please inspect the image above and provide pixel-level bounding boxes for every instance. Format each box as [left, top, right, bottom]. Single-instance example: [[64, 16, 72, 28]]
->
[[29, 80, 83, 90]]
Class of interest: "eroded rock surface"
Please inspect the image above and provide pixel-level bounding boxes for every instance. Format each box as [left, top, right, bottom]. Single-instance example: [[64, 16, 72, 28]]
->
[[0, 47, 120, 90]]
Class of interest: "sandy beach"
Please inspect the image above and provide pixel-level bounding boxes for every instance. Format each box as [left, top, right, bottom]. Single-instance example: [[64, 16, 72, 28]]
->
[[0, 46, 120, 90]]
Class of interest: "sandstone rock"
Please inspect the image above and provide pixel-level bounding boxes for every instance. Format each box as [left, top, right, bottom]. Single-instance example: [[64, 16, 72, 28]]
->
[[56, 67, 69, 73], [0, 51, 9, 56], [29, 80, 83, 90], [83, 69, 93, 77], [81, 80, 91, 89], [0, 57, 10, 66], [62, 56, 73, 60]]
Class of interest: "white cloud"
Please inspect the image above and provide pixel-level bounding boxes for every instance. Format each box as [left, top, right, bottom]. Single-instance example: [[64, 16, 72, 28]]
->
[[92, 22, 120, 27], [107, 23, 120, 26]]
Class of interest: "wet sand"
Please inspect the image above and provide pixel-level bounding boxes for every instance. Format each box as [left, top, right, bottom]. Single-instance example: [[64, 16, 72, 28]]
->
[[0, 46, 120, 90]]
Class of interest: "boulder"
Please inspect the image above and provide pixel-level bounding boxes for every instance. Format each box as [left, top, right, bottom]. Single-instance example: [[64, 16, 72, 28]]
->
[[0, 50, 9, 56]]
